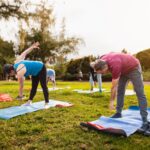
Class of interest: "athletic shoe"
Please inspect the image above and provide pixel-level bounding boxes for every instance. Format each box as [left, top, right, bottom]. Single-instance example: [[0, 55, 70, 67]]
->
[[144, 124, 150, 136], [144, 129, 150, 136], [22, 100, 32, 106], [99, 89, 102, 93], [111, 112, 122, 118], [16, 95, 26, 100], [44, 103, 50, 109], [137, 122, 149, 133]]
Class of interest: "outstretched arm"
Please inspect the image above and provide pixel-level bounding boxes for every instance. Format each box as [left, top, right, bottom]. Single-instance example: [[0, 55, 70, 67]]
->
[[21, 42, 40, 57], [15, 42, 40, 63]]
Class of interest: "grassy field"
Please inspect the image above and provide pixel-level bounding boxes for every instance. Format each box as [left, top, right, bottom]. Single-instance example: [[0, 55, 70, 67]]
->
[[0, 81, 150, 150]]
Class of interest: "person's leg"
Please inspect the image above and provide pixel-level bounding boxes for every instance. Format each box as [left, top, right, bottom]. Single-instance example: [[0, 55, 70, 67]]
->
[[111, 75, 128, 118], [128, 66, 149, 134], [97, 73, 102, 92], [52, 79, 56, 89], [51, 75, 56, 89], [52, 80, 55, 89], [128, 67, 148, 123], [89, 74, 94, 91], [22, 75, 39, 106], [39, 65, 49, 104], [29, 75, 39, 100]]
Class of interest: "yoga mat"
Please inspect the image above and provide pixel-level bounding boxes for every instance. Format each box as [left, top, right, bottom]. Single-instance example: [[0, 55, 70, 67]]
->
[[37, 87, 62, 92], [81, 106, 150, 137], [37, 86, 70, 92], [0, 100, 73, 119], [73, 88, 106, 94], [104, 89, 135, 96]]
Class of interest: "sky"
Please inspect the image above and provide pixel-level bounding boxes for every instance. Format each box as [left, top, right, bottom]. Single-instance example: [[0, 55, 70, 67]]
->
[[54, 0, 150, 57], [1, 0, 150, 58]]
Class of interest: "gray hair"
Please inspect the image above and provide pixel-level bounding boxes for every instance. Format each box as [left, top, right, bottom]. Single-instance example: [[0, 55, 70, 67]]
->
[[93, 60, 107, 71]]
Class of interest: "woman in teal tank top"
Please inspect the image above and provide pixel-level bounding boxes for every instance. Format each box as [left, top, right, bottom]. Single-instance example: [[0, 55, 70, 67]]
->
[[3, 42, 50, 109]]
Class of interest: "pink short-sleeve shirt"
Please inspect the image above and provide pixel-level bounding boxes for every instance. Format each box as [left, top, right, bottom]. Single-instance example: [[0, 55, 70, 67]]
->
[[101, 53, 139, 79]]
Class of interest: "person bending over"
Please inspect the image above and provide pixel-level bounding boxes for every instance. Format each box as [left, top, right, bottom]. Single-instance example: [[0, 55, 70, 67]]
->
[[4, 42, 49, 109], [47, 68, 56, 89], [92, 52, 150, 135]]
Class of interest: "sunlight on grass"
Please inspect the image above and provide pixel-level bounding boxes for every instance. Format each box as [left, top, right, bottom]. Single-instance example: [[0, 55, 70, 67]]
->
[[0, 81, 150, 149]]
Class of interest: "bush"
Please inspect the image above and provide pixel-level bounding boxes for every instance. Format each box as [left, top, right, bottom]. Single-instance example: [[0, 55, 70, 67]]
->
[[0, 64, 3, 80], [143, 70, 150, 81], [0, 38, 15, 65], [64, 55, 96, 81], [54, 63, 67, 80], [136, 49, 150, 71], [102, 73, 112, 81], [62, 73, 78, 81]]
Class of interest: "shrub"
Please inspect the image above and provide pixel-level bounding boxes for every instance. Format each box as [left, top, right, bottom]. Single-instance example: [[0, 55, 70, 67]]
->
[[62, 73, 78, 81], [136, 49, 150, 71], [143, 70, 150, 81]]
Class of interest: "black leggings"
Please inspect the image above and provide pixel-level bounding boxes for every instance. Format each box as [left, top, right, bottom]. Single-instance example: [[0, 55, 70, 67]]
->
[[29, 65, 49, 103]]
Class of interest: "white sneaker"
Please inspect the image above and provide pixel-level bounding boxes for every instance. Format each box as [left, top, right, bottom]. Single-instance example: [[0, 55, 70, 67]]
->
[[22, 100, 32, 106], [44, 103, 50, 109]]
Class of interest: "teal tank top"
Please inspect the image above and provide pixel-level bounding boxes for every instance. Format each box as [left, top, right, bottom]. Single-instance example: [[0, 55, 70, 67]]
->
[[14, 60, 44, 77]]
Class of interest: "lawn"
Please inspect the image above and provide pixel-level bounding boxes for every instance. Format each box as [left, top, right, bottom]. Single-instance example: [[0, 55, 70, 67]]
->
[[0, 81, 150, 150]]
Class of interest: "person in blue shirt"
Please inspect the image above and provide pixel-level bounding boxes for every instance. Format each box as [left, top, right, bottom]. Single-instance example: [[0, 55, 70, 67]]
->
[[47, 68, 56, 89], [4, 42, 49, 109]]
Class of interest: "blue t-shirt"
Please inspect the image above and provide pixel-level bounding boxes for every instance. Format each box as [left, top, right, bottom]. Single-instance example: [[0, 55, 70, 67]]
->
[[47, 69, 55, 77], [14, 60, 44, 77]]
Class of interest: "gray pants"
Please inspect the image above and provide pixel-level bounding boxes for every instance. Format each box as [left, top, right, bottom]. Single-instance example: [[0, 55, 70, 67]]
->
[[117, 66, 148, 122]]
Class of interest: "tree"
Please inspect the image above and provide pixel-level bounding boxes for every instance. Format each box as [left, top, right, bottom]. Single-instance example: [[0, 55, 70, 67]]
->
[[66, 56, 95, 75], [20, 29, 82, 63], [17, 3, 83, 62], [136, 49, 150, 71], [23, 29, 59, 62], [0, 0, 30, 20], [0, 37, 15, 65], [0, 1, 83, 63]]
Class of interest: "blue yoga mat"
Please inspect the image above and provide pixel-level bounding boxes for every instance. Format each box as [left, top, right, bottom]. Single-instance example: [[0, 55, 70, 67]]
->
[[82, 106, 150, 137], [0, 100, 72, 119]]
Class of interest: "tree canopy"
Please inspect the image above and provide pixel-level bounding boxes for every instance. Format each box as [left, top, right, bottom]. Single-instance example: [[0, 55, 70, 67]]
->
[[0, 0, 83, 64], [136, 48, 150, 71], [0, 37, 15, 65]]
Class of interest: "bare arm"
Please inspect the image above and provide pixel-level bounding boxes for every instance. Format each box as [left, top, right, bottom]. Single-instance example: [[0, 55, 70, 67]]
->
[[15, 42, 40, 63], [109, 78, 119, 110], [16, 64, 26, 97], [21, 42, 39, 57]]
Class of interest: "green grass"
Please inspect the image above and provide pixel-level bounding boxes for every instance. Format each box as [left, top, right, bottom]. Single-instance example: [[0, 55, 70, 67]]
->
[[0, 81, 150, 150]]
